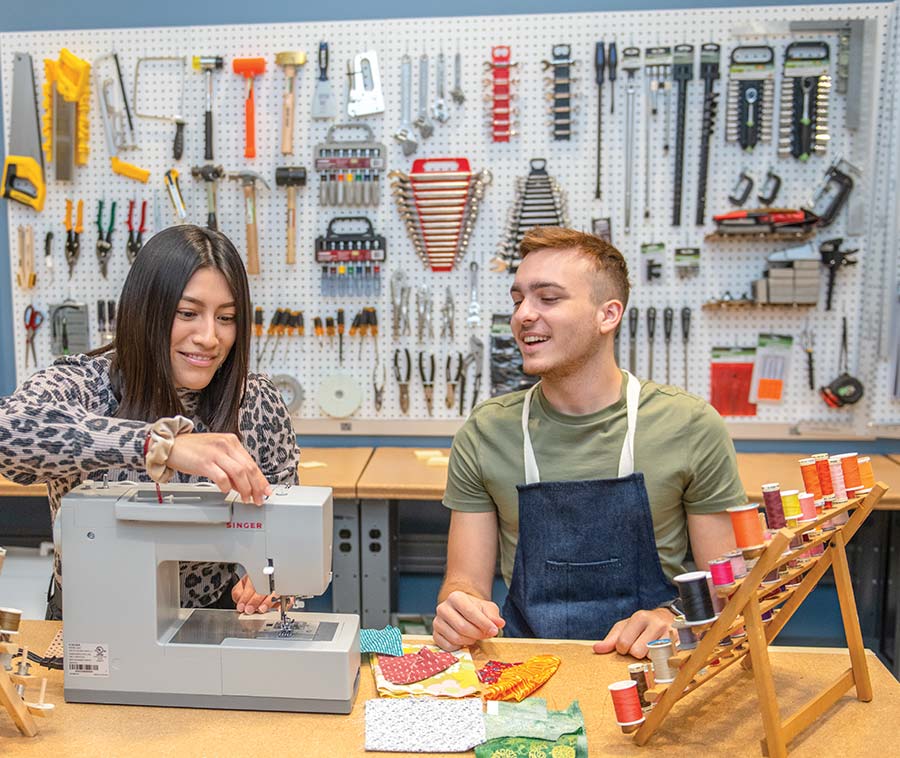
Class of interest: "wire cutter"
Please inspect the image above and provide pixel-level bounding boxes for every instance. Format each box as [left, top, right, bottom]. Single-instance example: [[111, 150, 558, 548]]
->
[[445, 351, 463, 410], [419, 351, 435, 415], [394, 348, 411, 414], [64, 198, 84, 279], [373, 358, 386, 412], [23, 304, 44, 369], [126, 199, 147, 265], [95, 199, 116, 278]]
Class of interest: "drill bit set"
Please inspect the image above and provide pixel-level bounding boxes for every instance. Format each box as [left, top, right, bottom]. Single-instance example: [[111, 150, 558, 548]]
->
[[778, 41, 831, 161], [495, 159, 568, 272], [390, 158, 491, 272], [543, 44, 576, 141], [725, 46, 775, 152], [315, 217, 386, 297], [485, 46, 517, 142], [314, 124, 385, 207]]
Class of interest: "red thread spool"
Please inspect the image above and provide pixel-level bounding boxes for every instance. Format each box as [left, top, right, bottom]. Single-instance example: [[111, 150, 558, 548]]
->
[[858, 457, 875, 489], [839, 453, 862, 489], [812, 453, 834, 496], [727, 503, 766, 549], [761, 483, 786, 529], [708, 557, 735, 587], [799, 458, 822, 498], [798, 492, 817, 520], [609, 680, 645, 732]]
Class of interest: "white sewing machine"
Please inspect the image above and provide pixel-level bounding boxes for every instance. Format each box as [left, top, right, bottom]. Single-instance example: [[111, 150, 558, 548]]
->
[[57, 481, 360, 713]]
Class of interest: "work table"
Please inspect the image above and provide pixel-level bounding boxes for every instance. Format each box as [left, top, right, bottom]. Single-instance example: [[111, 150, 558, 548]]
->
[[3, 621, 900, 756]]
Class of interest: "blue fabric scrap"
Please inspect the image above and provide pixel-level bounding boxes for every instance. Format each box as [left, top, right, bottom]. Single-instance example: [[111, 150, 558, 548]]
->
[[359, 625, 404, 656]]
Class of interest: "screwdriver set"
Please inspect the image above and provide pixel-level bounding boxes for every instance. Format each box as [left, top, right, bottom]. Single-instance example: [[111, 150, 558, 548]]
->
[[314, 124, 385, 207], [314, 216, 386, 297]]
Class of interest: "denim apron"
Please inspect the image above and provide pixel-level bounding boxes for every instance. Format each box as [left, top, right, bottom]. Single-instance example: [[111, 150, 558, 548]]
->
[[501, 371, 676, 639]]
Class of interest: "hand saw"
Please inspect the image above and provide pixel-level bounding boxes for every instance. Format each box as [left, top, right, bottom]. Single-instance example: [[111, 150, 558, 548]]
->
[[2, 53, 46, 211]]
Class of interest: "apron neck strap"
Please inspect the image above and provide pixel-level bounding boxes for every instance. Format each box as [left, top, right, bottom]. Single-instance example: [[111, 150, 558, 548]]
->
[[521, 371, 640, 485]]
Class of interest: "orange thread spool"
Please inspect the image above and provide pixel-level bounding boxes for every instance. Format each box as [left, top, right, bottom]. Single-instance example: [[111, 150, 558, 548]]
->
[[799, 457, 822, 498], [727, 503, 765, 549], [609, 680, 645, 732], [812, 453, 834, 496], [858, 456, 875, 489], [839, 453, 862, 489]]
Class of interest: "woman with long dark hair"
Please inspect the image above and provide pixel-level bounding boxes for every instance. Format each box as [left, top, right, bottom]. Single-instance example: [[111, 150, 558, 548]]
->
[[0, 225, 299, 619]]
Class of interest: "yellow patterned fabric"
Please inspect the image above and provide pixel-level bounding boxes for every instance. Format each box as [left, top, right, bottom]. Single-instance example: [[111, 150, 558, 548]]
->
[[481, 655, 561, 702], [370, 644, 480, 698]]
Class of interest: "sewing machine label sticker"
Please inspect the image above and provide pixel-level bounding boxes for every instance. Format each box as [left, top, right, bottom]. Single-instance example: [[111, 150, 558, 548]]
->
[[66, 642, 110, 677]]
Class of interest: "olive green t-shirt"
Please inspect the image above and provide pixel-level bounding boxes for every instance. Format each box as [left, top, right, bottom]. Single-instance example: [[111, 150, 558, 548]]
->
[[443, 372, 747, 585]]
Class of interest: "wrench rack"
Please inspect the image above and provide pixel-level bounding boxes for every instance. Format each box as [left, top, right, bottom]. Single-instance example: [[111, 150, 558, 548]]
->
[[2, 3, 898, 434]]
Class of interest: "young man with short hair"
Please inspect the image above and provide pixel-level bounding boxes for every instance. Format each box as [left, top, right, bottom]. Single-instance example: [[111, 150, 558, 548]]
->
[[434, 227, 745, 658]]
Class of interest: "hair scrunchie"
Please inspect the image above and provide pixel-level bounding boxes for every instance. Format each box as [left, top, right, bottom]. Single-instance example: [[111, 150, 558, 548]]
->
[[144, 415, 195, 483]]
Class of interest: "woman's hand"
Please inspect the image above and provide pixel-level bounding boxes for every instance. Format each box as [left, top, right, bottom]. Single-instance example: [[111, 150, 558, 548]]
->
[[231, 575, 277, 614], [167, 432, 272, 505]]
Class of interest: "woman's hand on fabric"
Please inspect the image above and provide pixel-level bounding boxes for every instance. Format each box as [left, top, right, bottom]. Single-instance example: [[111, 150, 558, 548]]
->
[[231, 575, 277, 614], [433, 590, 506, 651], [168, 432, 272, 505], [592, 607, 676, 659]]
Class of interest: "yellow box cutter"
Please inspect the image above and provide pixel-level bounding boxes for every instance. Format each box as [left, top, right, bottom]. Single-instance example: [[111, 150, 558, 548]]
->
[[1, 53, 46, 211]]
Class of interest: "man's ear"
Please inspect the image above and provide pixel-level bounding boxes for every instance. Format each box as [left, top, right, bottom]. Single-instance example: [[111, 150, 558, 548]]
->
[[598, 299, 624, 336]]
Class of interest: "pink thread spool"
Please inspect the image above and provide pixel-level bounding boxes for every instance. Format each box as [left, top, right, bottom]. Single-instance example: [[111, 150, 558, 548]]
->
[[761, 483, 786, 529], [609, 680, 645, 733], [829, 456, 848, 502], [709, 557, 735, 587], [725, 549, 747, 578], [798, 492, 817, 520]]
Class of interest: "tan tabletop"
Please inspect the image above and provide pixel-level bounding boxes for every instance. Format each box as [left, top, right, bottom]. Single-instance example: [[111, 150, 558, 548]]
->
[[4, 621, 900, 756], [0, 474, 46, 498], [0, 449, 373, 502], [737, 453, 899, 510], [297, 447, 373, 500], [357, 447, 450, 500]]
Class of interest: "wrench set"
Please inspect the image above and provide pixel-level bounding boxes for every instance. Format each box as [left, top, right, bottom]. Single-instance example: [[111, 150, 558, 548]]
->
[[777, 42, 831, 161], [390, 158, 492, 272], [485, 46, 517, 142], [543, 44, 576, 141], [725, 46, 775, 152], [495, 159, 568, 273]]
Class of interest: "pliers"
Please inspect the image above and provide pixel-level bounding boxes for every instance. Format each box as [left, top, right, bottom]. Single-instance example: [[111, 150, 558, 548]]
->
[[95, 199, 116, 278], [126, 199, 147, 265], [419, 351, 435, 416], [373, 358, 386, 412], [445, 351, 463, 410], [394, 348, 411, 414], [64, 198, 84, 279]]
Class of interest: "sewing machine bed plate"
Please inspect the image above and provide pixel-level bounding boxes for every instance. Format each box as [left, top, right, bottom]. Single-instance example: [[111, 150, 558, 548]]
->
[[169, 609, 338, 645]]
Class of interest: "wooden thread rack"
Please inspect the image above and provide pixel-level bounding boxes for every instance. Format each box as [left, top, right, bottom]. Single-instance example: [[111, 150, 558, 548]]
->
[[635, 482, 888, 758]]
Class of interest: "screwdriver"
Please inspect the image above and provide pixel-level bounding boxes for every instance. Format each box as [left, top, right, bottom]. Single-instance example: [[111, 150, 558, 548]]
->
[[608, 41, 618, 114], [313, 316, 324, 349], [646, 307, 657, 381], [325, 316, 335, 348], [253, 306, 264, 371], [260, 308, 284, 369], [628, 306, 638, 375], [365, 306, 378, 359], [595, 41, 606, 199], [297, 310, 305, 338], [663, 307, 674, 384], [269, 309, 291, 365], [681, 306, 692, 390], [337, 308, 345, 364]]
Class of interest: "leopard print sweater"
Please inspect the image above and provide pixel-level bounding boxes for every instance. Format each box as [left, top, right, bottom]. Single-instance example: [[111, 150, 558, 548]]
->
[[0, 353, 299, 607]]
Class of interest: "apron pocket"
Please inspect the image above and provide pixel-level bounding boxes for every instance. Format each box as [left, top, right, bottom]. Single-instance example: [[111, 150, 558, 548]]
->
[[546, 558, 635, 639]]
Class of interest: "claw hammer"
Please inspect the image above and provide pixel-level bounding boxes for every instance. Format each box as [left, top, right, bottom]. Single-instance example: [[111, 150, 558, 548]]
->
[[229, 171, 269, 275]]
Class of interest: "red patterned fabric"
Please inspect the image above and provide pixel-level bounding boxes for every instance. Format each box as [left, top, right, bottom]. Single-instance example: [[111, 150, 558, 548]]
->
[[378, 647, 459, 685], [476, 660, 522, 684]]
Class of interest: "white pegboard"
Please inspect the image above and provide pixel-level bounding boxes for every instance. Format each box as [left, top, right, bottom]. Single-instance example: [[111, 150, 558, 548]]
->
[[1, 3, 896, 437]]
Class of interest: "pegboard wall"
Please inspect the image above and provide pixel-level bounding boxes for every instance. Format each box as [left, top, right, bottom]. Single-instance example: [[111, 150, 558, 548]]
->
[[3, 3, 898, 438]]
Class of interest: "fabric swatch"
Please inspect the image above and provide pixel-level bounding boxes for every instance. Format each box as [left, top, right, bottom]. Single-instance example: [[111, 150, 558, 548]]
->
[[477, 659, 522, 684], [379, 646, 459, 684], [359, 625, 404, 657], [365, 696, 486, 752], [475, 733, 588, 758], [370, 643, 481, 698], [484, 698, 584, 742], [481, 655, 561, 702]]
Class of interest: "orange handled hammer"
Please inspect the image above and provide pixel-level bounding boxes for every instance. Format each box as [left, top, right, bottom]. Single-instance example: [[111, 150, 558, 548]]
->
[[232, 57, 266, 158]]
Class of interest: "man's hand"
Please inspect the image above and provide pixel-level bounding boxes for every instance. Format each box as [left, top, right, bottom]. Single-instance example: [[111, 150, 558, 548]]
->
[[433, 590, 506, 651], [167, 433, 272, 505], [231, 575, 277, 614], [592, 608, 676, 659]]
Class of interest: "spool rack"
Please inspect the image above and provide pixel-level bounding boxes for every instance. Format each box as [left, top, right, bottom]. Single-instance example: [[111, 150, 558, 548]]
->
[[635, 482, 889, 758]]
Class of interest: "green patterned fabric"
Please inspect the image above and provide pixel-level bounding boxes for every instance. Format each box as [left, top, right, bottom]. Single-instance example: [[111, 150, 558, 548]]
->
[[484, 699, 584, 742], [474, 732, 588, 758]]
